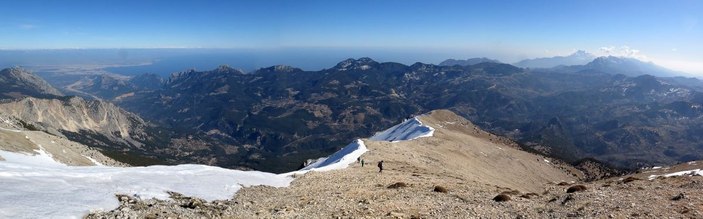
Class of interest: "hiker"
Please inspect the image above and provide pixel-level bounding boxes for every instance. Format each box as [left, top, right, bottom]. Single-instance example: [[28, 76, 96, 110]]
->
[[378, 160, 384, 173], [361, 159, 365, 167]]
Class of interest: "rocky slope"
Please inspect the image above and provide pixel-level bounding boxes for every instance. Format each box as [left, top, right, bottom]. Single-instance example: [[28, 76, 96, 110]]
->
[[0, 96, 228, 168], [0, 113, 124, 166], [86, 110, 703, 218], [86, 110, 579, 218], [0, 96, 149, 146], [0, 67, 63, 99], [0, 67, 257, 168]]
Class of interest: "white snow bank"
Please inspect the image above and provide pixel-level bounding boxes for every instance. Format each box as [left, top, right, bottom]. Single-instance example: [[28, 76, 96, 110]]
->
[[0, 149, 291, 219], [84, 155, 104, 166], [0, 138, 371, 219], [369, 117, 434, 142], [648, 169, 703, 180], [296, 139, 368, 172]]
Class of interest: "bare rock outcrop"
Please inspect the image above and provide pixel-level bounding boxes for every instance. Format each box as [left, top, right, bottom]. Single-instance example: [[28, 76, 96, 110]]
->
[[0, 96, 149, 147]]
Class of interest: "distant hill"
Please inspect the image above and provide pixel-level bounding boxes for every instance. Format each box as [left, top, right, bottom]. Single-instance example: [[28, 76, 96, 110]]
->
[[580, 56, 682, 77], [515, 50, 595, 68], [439, 58, 500, 66]]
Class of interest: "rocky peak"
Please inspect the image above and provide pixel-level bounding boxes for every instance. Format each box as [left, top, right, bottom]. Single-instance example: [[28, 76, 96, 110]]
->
[[214, 65, 238, 73], [410, 62, 440, 72], [257, 65, 303, 74], [333, 57, 379, 71]]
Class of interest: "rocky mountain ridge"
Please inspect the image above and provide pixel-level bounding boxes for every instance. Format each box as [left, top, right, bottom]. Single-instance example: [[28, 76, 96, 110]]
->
[[0, 67, 63, 99], [54, 57, 702, 172], [438, 57, 500, 66], [6, 56, 702, 173], [0, 68, 187, 166]]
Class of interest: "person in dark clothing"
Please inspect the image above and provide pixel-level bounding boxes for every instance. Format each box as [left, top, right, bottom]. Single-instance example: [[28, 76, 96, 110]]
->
[[378, 160, 384, 173]]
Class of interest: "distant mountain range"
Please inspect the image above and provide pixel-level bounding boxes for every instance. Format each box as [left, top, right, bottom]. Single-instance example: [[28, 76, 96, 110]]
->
[[2, 54, 702, 173], [443, 53, 684, 78], [46, 57, 701, 172], [5, 61, 703, 219], [579, 56, 683, 77], [439, 58, 500, 66], [514, 50, 595, 68]]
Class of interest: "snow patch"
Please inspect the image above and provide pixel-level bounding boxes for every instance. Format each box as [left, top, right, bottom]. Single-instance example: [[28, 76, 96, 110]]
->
[[648, 169, 703, 180], [0, 150, 291, 219], [0, 138, 371, 218], [369, 117, 434, 142], [0, 110, 384, 218], [294, 139, 368, 172], [84, 156, 104, 166]]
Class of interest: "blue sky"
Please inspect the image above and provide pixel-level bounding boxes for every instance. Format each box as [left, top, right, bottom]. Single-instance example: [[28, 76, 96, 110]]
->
[[0, 0, 701, 74]]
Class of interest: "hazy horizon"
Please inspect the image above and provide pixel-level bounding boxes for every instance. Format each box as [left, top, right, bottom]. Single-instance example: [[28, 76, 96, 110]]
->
[[1, 0, 701, 75]]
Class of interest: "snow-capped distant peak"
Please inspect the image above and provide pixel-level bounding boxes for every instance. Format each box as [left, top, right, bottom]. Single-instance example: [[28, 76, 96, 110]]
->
[[369, 117, 435, 142]]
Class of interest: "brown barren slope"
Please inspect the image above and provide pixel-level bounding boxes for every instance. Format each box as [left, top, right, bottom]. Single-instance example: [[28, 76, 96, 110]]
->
[[86, 110, 703, 218]]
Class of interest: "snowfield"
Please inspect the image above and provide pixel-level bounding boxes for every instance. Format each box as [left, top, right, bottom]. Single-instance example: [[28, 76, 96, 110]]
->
[[0, 148, 291, 219], [0, 115, 433, 218], [0, 141, 370, 219], [369, 117, 434, 142]]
